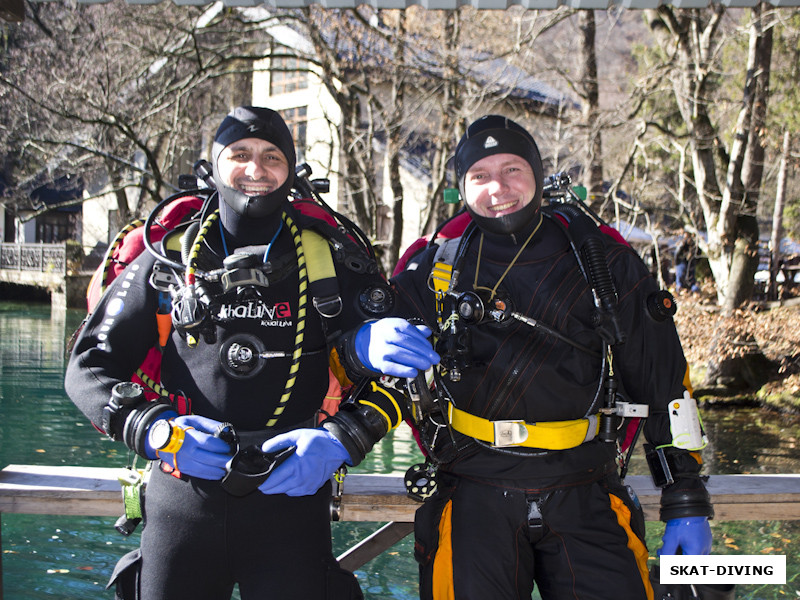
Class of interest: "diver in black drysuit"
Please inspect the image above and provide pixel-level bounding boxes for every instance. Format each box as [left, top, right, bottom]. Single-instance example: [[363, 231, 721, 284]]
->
[[65, 107, 405, 600], [389, 214, 695, 599], [339, 115, 715, 600]]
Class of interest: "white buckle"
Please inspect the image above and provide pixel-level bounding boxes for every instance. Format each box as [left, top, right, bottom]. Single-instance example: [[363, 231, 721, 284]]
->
[[492, 420, 529, 447]]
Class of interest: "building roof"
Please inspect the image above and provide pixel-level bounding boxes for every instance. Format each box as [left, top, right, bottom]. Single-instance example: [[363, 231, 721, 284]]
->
[[264, 12, 578, 112], [28, 0, 800, 10]]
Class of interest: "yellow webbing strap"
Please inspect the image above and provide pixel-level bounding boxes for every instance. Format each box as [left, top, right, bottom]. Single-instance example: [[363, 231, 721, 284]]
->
[[301, 229, 342, 318], [430, 262, 453, 294], [301, 229, 336, 284], [448, 405, 600, 450]]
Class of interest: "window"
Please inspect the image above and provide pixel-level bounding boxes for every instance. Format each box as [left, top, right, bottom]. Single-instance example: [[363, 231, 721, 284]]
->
[[270, 56, 308, 95], [281, 107, 308, 164]]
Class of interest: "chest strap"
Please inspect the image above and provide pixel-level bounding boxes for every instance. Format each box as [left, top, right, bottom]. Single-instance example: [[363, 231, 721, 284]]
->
[[428, 236, 463, 294], [448, 404, 600, 450]]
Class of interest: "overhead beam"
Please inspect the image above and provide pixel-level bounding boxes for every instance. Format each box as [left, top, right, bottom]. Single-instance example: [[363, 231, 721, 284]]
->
[[23, 0, 800, 9], [0, 0, 24, 22]]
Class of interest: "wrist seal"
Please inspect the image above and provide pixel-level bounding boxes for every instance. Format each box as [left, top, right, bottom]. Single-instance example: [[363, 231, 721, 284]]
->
[[660, 486, 714, 522], [337, 326, 382, 380], [322, 402, 389, 466], [122, 401, 175, 459]]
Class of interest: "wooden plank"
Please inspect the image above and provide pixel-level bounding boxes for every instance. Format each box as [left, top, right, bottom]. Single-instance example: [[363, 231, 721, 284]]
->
[[0, 464, 121, 517], [3, 465, 800, 522], [338, 473, 800, 523], [0, 0, 24, 23], [336, 522, 415, 571], [340, 474, 420, 522], [3, 465, 800, 589]]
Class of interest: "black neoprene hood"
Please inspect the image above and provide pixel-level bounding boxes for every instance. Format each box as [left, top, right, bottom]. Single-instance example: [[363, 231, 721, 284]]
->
[[211, 106, 296, 219], [455, 115, 545, 236]]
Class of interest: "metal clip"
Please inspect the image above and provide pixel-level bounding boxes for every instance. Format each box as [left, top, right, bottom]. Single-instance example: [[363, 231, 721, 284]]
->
[[330, 466, 346, 521], [492, 420, 529, 447], [313, 295, 343, 318], [615, 402, 649, 418]]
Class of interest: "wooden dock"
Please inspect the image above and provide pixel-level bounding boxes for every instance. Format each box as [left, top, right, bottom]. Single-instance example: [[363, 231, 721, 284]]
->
[[2, 464, 800, 597]]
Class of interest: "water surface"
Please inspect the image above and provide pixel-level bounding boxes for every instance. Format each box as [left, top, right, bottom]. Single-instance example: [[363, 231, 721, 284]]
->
[[0, 302, 798, 599]]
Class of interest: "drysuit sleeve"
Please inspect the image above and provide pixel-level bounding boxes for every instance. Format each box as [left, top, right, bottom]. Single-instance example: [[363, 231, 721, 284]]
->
[[64, 250, 161, 431], [606, 244, 713, 522], [322, 334, 410, 466], [319, 254, 413, 466]]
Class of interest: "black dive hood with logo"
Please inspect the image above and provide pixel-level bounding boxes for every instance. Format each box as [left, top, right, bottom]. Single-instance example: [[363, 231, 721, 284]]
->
[[454, 115, 544, 236], [211, 106, 296, 219]]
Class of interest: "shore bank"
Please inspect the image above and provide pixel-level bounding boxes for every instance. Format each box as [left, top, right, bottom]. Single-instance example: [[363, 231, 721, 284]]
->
[[673, 293, 800, 415]]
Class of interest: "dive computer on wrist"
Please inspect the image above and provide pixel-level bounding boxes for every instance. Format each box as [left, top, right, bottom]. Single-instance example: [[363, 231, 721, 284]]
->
[[148, 419, 185, 454]]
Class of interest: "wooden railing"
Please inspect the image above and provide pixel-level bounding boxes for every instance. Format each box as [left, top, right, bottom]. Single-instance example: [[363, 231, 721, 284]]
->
[[2, 464, 800, 598], [0, 242, 67, 274]]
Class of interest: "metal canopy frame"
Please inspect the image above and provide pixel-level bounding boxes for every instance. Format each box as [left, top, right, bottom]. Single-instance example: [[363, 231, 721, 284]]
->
[[22, 0, 800, 9]]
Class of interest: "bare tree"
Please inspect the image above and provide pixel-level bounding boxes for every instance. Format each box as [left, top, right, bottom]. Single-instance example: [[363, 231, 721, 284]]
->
[[640, 5, 780, 390], [644, 5, 774, 312], [577, 10, 605, 210], [768, 130, 791, 299], [0, 0, 273, 224]]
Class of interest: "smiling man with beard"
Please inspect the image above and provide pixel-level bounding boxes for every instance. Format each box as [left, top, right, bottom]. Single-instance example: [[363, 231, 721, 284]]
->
[[65, 106, 409, 600]]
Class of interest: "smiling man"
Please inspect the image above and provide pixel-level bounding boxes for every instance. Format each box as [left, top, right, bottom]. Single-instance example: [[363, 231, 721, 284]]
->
[[64, 106, 411, 600], [345, 115, 715, 600], [214, 136, 291, 216], [461, 152, 536, 219]]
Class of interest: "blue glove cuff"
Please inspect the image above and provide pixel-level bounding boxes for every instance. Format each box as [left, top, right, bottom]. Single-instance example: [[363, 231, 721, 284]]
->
[[339, 324, 383, 378]]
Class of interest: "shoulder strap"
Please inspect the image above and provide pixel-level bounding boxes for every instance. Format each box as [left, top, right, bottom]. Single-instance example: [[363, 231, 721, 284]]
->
[[301, 228, 343, 320]]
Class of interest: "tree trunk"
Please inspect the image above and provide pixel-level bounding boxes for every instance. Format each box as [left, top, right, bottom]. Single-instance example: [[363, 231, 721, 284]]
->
[[715, 3, 771, 311], [384, 11, 406, 276], [701, 5, 775, 391], [648, 6, 775, 392], [768, 131, 791, 300], [338, 93, 371, 230], [578, 10, 604, 212], [421, 9, 461, 236]]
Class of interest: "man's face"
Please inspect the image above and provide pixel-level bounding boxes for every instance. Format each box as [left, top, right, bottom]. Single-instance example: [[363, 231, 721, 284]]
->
[[463, 153, 537, 220], [217, 137, 289, 196]]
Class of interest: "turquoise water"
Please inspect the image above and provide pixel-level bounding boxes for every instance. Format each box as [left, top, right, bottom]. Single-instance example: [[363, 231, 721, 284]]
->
[[0, 301, 798, 598]]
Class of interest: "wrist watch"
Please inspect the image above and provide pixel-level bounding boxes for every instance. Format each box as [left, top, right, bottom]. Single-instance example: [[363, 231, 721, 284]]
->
[[148, 419, 185, 455]]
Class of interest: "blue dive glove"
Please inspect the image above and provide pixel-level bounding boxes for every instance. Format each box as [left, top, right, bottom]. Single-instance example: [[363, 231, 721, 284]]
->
[[257, 428, 351, 497], [659, 516, 712, 555], [355, 318, 440, 378], [149, 414, 235, 481]]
